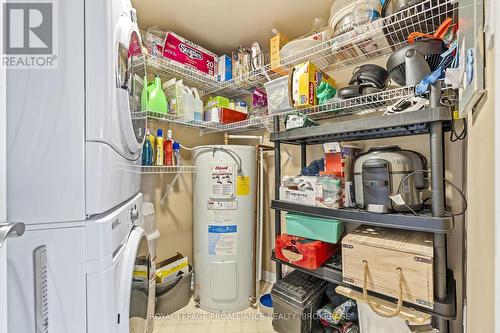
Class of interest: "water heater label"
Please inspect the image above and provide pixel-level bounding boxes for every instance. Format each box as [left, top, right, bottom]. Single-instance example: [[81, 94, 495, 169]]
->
[[208, 225, 237, 256], [207, 200, 238, 210], [210, 163, 236, 199]]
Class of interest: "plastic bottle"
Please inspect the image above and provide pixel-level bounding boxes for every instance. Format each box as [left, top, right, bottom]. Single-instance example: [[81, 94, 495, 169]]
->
[[155, 129, 164, 166], [142, 129, 153, 166], [173, 142, 182, 166], [148, 128, 156, 165], [164, 129, 174, 166]]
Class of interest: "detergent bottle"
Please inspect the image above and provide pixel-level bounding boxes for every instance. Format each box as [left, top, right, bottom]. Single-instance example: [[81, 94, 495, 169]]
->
[[147, 76, 169, 113], [142, 129, 153, 166], [155, 129, 164, 166], [164, 129, 174, 166]]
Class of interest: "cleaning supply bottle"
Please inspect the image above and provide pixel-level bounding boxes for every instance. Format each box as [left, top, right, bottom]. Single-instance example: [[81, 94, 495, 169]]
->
[[147, 76, 169, 113], [155, 129, 164, 166], [173, 142, 182, 166], [148, 128, 156, 165], [164, 129, 174, 166], [142, 129, 153, 166]]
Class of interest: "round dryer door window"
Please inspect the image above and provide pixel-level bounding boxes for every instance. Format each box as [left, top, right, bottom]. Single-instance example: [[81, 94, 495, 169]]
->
[[116, 24, 147, 154]]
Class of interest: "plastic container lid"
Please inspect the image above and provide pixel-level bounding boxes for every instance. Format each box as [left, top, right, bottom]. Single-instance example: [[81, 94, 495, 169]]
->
[[142, 202, 155, 216], [157, 128, 163, 137], [173, 142, 180, 150]]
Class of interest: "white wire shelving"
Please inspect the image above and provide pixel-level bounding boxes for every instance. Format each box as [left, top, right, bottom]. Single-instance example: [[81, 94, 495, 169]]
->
[[142, 0, 458, 134], [204, 0, 458, 97], [142, 85, 439, 134], [138, 165, 197, 174], [146, 55, 219, 95]]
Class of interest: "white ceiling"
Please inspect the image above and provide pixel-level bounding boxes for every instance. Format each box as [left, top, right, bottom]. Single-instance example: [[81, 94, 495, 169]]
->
[[132, 0, 334, 56]]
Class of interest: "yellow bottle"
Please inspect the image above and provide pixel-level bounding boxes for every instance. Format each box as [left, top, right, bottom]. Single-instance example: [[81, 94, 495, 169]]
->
[[155, 129, 164, 166]]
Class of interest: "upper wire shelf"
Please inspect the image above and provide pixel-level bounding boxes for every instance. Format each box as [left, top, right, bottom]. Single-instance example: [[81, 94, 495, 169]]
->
[[206, 0, 458, 95], [145, 55, 219, 95], [144, 0, 457, 99]]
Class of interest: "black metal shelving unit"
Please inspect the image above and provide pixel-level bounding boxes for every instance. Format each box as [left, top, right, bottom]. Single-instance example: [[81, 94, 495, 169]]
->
[[270, 82, 456, 332]]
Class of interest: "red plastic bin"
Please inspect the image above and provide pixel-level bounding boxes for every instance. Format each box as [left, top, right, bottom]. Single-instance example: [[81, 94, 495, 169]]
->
[[275, 234, 337, 270]]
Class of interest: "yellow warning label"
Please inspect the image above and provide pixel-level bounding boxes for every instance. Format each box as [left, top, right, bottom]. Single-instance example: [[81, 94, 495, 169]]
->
[[237, 176, 250, 196]]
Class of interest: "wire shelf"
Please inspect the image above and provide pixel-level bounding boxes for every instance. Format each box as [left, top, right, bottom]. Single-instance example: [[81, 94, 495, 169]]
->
[[145, 55, 219, 94], [138, 165, 197, 174], [204, 0, 457, 95], [143, 84, 452, 135]]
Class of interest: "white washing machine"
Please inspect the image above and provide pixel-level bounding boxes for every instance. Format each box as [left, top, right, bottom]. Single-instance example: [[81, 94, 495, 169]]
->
[[7, 194, 155, 333], [6, 0, 146, 224]]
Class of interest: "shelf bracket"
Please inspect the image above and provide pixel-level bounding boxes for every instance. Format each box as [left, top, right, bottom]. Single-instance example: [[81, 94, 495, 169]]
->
[[160, 173, 181, 205]]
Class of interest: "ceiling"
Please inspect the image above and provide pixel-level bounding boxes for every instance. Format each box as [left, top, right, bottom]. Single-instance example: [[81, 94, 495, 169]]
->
[[132, 0, 333, 56]]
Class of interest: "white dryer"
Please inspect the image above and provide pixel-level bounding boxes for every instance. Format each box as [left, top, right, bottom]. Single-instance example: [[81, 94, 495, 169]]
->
[[6, 0, 146, 224]]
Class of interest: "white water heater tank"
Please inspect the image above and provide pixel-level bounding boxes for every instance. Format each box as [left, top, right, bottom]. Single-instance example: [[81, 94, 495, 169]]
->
[[193, 145, 256, 313]]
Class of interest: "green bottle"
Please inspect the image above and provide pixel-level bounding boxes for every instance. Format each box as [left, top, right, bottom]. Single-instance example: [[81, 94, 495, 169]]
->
[[146, 76, 168, 113]]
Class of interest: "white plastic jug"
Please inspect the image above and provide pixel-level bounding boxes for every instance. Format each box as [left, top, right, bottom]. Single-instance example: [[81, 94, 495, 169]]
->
[[191, 87, 203, 122], [181, 85, 195, 120]]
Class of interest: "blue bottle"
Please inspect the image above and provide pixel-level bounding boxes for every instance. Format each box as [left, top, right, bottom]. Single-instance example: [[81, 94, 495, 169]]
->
[[142, 130, 153, 166]]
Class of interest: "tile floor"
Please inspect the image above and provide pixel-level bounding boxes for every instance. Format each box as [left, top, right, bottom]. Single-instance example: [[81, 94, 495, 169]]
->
[[153, 283, 277, 333]]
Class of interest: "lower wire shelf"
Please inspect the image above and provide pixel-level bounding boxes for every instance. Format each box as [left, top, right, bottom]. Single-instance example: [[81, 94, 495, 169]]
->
[[271, 250, 456, 320]]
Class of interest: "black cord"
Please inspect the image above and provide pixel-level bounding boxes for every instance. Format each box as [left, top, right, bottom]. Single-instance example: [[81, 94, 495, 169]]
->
[[450, 116, 467, 142]]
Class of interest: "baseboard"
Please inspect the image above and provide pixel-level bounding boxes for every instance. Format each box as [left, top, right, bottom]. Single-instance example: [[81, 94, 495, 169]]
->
[[261, 270, 276, 284]]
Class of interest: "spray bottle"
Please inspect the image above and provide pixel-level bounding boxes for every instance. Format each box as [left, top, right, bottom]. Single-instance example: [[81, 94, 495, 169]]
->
[[164, 129, 174, 166], [155, 129, 164, 166], [173, 142, 181, 166]]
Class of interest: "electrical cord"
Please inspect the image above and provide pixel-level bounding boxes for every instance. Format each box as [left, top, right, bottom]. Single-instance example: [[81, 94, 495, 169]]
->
[[450, 116, 467, 142], [441, 90, 467, 141], [397, 170, 467, 216]]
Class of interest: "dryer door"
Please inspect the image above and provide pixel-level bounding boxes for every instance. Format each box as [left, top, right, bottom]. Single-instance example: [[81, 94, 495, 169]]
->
[[118, 227, 153, 333], [115, 11, 146, 155]]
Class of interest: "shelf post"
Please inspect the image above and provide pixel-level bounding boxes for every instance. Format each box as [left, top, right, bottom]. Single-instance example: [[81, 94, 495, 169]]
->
[[301, 143, 307, 169], [274, 116, 283, 279], [429, 81, 448, 333]]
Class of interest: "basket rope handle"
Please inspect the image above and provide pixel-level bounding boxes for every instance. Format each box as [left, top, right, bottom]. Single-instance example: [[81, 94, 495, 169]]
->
[[362, 260, 403, 318], [407, 17, 453, 44]]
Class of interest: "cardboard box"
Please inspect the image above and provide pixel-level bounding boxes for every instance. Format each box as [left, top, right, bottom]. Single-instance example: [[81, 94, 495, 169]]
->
[[161, 32, 218, 79], [290, 61, 336, 108], [342, 226, 434, 309], [270, 33, 289, 76], [156, 253, 189, 284], [218, 55, 232, 82], [279, 187, 317, 206]]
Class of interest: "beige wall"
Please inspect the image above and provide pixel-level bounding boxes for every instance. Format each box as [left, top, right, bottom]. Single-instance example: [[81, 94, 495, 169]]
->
[[140, 123, 224, 263], [465, 47, 495, 332]]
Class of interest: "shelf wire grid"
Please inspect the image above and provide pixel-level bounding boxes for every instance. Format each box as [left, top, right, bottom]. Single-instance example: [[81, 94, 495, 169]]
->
[[204, 0, 458, 96], [139, 83, 452, 135], [145, 55, 219, 94], [137, 165, 197, 174]]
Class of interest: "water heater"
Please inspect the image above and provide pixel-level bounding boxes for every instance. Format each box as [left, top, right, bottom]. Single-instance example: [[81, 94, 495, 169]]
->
[[193, 145, 256, 313]]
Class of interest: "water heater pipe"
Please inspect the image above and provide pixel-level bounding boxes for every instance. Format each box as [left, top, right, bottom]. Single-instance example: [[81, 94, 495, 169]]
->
[[224, 134, 269, 303]]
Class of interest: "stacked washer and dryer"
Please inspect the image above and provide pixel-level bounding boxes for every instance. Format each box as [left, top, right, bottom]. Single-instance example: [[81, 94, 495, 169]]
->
[[6, 0, 155, 332]]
